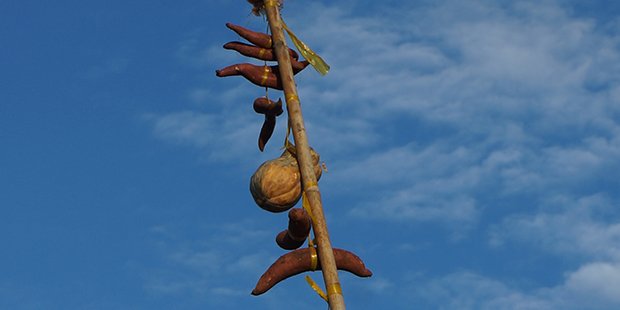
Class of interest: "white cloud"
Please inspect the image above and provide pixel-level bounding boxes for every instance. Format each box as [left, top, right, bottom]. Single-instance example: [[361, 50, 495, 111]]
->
[[344, 143, 482, 227], [290, 0, 620, 138], [146, 1, 620, 307], [149, 0, 620, 227], [289, 2, 620, 307], [411, 265, 620, 309], [144, 109, 270, 163], [490, 194, 620, 260], [468, 192, 620, 309], [143, 219, 277, 299], [289, 0, 620, 227], [565, 262, 620, 304], [413, 271, 540, 310]]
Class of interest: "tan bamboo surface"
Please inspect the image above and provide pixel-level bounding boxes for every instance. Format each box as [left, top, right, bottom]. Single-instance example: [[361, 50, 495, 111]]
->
[[261, 1, 346, 309]]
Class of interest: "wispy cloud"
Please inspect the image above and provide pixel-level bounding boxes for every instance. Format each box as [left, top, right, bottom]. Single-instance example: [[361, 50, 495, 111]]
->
[[143, 219, 276, 300], [490, 193, 620, 260], [288, 0, 620, 308], [285, 0, 620, 224], [409, 263, 620, 309], [144, 107, 270, 163], [147, 0, 620, 227], [145, 0, 620, 307]]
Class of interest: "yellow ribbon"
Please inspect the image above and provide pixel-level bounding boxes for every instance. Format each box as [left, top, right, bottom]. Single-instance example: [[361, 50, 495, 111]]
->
[[309, 246, 318, 271], [305, 181, 318, 190], [255, 0, 329, 75], [283, 119, 293, 149], [327, 283, 343, 297], [285, 93, 299, 104], [301, 192, 317, 225], [304, 277, 343, 302], [304, 276, 328, 302], [304, 233, 327, 302], [281, 20, 330, 76], [258, 48, 267, 59], [261, 65, 270, 86]]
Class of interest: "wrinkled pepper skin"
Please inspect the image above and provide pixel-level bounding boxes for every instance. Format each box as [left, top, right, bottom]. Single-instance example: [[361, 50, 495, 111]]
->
[[275, 208, 311, 250], [223, 41, 299, 61], [226, 22, 273, 48], [252, 248, 372, 295], [215, 62, 309, 90], [253, 97, 284, 115], [216, 63, 282, 90], [253, 97, 283, 151]]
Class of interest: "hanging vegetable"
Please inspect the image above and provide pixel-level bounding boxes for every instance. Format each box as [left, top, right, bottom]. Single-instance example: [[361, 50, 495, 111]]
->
[[275, 208, 311, 250], [252, 247, 372, 295], [215, 62, 308, 90], [249, 147, 322, 213], [253, 97, 283, 151]]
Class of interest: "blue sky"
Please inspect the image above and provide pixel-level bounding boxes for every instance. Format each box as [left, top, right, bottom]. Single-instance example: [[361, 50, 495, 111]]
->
[[2, 0, 620, 309]]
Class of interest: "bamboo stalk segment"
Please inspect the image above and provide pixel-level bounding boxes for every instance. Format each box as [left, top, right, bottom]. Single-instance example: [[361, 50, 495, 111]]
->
[[261, 1, 346, 309]]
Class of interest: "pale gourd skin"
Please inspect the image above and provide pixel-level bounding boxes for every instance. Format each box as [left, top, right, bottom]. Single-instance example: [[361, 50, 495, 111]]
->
[[250, 148, 322, 212]]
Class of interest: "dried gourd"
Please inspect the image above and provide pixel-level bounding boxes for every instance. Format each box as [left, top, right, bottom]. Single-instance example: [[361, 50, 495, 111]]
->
[[250, 147, 322, 212]]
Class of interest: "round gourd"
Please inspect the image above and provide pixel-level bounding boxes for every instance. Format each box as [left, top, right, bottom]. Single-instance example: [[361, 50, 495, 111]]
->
[[250, 147, 322, 213]]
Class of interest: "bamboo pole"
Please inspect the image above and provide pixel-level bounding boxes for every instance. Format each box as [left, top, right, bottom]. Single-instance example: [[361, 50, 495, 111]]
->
[[261, 1, 346, 309]]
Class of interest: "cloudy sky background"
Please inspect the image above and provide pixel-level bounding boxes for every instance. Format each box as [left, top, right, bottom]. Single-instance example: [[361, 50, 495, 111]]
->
[[2, 0, 620, 309]]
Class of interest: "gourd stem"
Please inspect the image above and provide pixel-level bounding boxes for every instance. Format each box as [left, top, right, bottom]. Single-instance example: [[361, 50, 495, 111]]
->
[[262, 2, 346, 310]]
